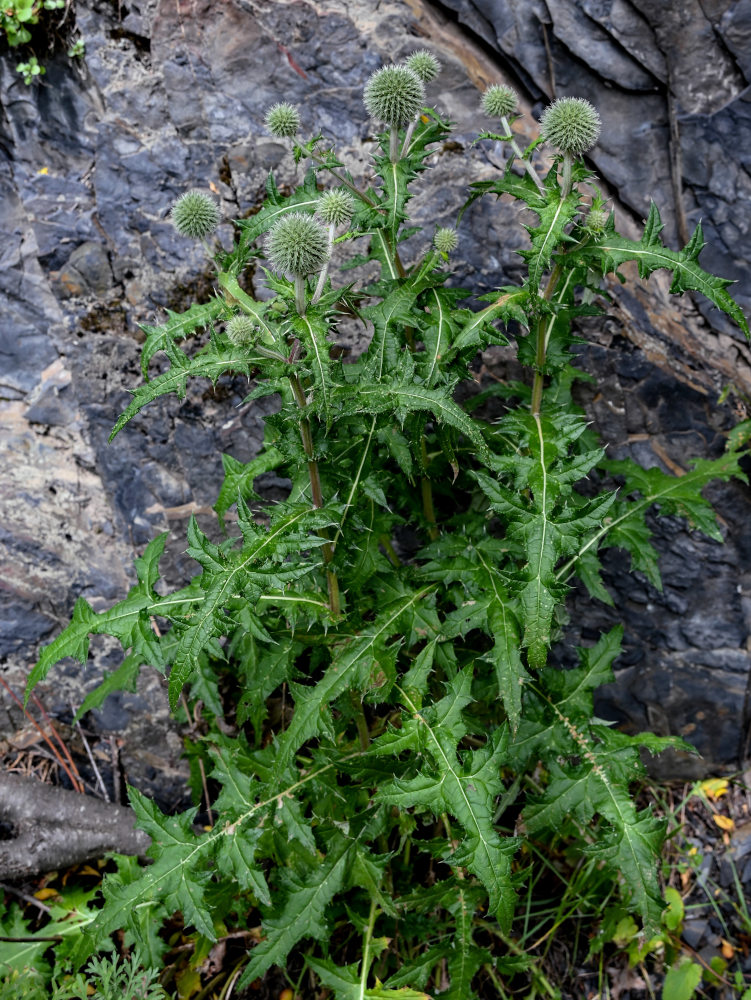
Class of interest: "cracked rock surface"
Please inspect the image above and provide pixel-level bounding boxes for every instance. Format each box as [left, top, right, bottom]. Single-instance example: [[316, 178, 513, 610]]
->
[[0, 0, 749, 796]]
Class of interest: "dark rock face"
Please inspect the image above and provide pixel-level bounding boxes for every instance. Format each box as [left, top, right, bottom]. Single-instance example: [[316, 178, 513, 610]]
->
[[0, 0, 748, 791]]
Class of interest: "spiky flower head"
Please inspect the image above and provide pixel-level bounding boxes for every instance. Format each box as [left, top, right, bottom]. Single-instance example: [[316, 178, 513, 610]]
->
[[170, 190, 220, 240], [434, 227, 458, 254], [265, 102, 301, 138], [265, 212, 330, 277], [316, 188, 355, 228], [585, 207, 609, 233], [363, 65, 425, 127], [405, 49, 440, 84], [539, 97, 601, 155], [226, 314, 257, 346], [481, 84, 517, 119]]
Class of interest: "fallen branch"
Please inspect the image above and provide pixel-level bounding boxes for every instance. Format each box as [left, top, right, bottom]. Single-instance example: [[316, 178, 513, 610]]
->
[[0, 772, 150, 880]]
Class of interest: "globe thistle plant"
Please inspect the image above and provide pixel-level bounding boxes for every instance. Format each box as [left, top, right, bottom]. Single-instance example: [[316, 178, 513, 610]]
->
[[481, 84, 517, 119], [265, 212, 330, 315], [265, 102, 301, 139], [405, 49, 440, 84], [364, 64, 425, 162], [479, 85, 545, 195], [316, 189, 355, 228], [312, 190, 354, 304], [170, 190, 220, 241], [434, 227, 458, 254]]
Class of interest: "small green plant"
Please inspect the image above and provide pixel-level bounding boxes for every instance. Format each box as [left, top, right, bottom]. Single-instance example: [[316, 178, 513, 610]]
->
[[25, 53, 749, 996], [15, 54, 43, 84], [2, 0, 77, 82]]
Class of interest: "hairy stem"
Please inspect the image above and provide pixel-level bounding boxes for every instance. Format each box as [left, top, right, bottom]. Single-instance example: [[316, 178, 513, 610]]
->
[[560, 150, 574, 197], [294, 274, 307, 317], [530, 261, 563, 417], [400, 117, 417, 158], [289, 374, 340, 615], [307, 147, 378, 208], [359, 899, 380, 996], [389, 125, 400, 163], [350, 691, 371, 751], [312, 223, 335, 305], [500, 115, 545, 195]]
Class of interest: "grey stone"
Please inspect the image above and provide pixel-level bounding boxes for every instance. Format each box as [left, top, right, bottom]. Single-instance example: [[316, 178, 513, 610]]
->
[[58, 241, 114, 297]]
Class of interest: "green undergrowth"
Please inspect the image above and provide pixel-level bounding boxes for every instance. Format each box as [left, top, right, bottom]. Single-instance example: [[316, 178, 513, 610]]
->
[[1, 0, 83, 83], [13, 53, 751, 999]]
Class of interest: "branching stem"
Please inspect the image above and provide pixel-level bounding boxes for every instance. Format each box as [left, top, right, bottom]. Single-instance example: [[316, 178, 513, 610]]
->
[[500, 115, 545, 196]]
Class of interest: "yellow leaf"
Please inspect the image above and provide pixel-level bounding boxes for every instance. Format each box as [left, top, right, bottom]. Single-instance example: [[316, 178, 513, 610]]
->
[[34, 887, 59, 900], [712, 814, 734, 832], [37, 166, 49, 175], [699, 778, 729, 801], [176, 967, 201, 999]]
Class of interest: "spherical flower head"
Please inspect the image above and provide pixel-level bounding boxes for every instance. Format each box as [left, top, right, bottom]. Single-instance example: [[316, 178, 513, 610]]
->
[[481, 84, 517, 119], [265, 102, 301, 138], [265, 212, 330, 277], [170, 190, 220, 240], [363, 65, 425, 127], [585, 207, 609, 233], [405, 49, 440, 84], [226, 314, 257, 346], [316, 188, 355, 227], [434, 227, 458, 254], [539, 97, 601, 155]]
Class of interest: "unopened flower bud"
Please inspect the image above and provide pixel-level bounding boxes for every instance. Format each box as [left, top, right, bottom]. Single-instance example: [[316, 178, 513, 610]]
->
[[265, 212, 330, 277], [316, 188, 355, 228], [265, 102, 301, 138], [585, 207, 609, 233], [405, 49, 440, 84], [481, 84, 517, 119], [539, 97, 601, 155], [170, 190, 220, 240], [434, 227, 458, 254], [363, 65, 425, 127], [226, 315, 256, 346]]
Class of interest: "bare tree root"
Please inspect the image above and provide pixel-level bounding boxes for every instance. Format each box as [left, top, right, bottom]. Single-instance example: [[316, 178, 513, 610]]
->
[[0, 772, 150, 880]]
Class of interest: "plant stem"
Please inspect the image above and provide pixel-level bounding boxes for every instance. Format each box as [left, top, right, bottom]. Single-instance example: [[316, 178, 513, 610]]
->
[[389, 125, 399, 163], [400, 117, 417, 159], [312, 223, 335, 305], [530, 260, 563, 417], [560, 150, 574, 197], [288, 373, 340, 616], [294, 274, 306, 316], [350, 691, 371, 751], [501, 115, 545, 195], [307, 147, 378, 208], [380, 533, 401, 567], [419, 427, 439, 540], [359, 899, 380, 997]]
